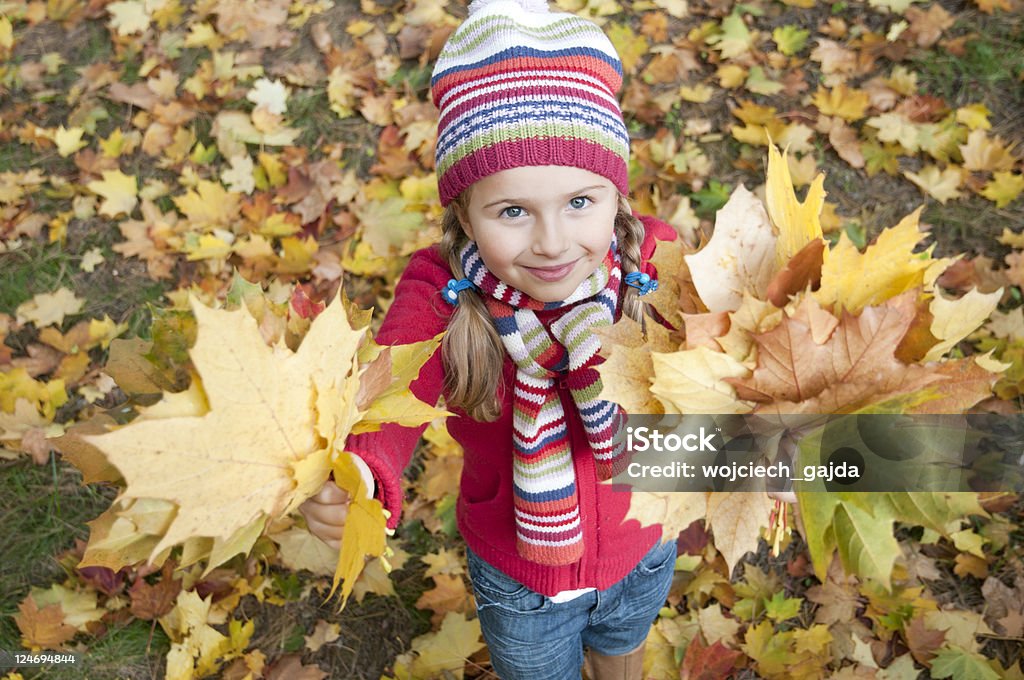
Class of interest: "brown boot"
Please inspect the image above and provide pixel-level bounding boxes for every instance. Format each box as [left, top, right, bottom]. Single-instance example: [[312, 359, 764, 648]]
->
[[582, 639, 646, 680]]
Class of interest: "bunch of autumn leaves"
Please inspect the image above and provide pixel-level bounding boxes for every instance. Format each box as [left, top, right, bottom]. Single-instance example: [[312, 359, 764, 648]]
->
[[64, 278, 445, 607], [600, 143, 1007, 583]]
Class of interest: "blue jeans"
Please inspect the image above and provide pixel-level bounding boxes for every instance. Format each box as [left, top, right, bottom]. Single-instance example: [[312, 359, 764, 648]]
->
[[466, 539, 676, 680]]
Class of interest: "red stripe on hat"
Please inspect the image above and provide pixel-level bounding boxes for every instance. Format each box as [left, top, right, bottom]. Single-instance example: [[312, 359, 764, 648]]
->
[[438, 137, 629, 205], [433, 55, 622, 105]]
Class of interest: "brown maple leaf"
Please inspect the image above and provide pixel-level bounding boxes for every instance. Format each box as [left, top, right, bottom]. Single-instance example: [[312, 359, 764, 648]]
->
[[806, 570, 862, 626], [737, 292, 951, 413], [415, 574, 472, 627], [680, 636, 742, 680], [765, 239, 825, 307], [265, 654, 328, 680], [129, 561, 182, 620], [14, 598, 78, 650], [904, 615, 946, 666]]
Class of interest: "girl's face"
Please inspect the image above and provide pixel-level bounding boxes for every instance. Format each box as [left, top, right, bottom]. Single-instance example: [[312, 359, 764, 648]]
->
[[457, 166, 618, 303]]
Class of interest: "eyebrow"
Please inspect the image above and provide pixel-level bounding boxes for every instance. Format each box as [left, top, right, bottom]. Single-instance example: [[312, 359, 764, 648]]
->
[[481, 184, 611, 209]]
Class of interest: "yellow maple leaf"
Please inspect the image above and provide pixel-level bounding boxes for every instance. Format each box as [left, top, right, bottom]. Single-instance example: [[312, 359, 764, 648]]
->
[[595, 316, 673, 415], [15, 288, 85, 328], [956, 103, 992, 131], [866, 112, 921, 152], [87, 169, 138, 217], [421, 548, 466, 579], [815, 208, 940, 314], [812, 84, 870, 122], [959, 129, 1017, 172], [717, 64, 747, 88], [353, 335, 447, 434], [622, 490, 708, 543], [184, 21, 223, 49], [679, 82, 714, 103], [606, 23, 647, 74], [21, 584, 104, 641], [981, 171, 1024, 208], [212, 111, 301, 150], [765, 143, 826, 268], [173, 180, 241, 230], [184, 233, 233, 261], [54, 126, 87, 157], [706, 491, 774, 571], [708, 13, 754, 59], [651, 346, 753, 414], [718, 293, 783, 363], [408, 612, 485, 680], [355, 196, 428, 258], [84, 294, 368, 564], [0, 370, 67, 421], [352, 538, 409, 602], [328, 451, 389, 608], [416, 573, 472, 626], [160, 590, 250, 680], [327, 67, 357, 118], [107, 0, 151, 36], [277, 236, 319, 274], [0, 16, 12, 57], [78, 498, 175, 570], [925, 288, 1002, 362], [902, 165, 964, 203], [271, 525, 338, 577]]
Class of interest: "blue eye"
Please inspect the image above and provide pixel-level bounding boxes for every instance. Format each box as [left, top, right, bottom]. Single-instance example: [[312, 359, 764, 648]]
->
[[569, 196, 591, 209], [501, 206, 524, 218]]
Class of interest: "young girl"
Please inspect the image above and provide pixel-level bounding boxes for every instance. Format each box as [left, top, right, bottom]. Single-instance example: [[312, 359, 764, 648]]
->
[[302, 1, 679, 677]]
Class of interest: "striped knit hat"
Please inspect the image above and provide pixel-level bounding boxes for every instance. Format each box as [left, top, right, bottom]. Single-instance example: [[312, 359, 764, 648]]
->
[[431, 0, 630, 207]]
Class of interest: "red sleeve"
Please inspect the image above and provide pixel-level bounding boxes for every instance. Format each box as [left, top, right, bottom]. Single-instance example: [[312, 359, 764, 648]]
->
[[637, 213, 678, 278], [345, 246, 454, 529]]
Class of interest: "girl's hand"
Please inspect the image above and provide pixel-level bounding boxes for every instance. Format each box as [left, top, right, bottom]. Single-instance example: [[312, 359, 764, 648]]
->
[[299, 481, 351, 550]]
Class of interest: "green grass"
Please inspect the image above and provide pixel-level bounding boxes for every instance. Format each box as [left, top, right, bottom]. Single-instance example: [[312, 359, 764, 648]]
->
[[911, 15, 1024, 120], [288, 89, 380, 172], [0, 458, 169, 679], [0, 243, 76, 315], [0, 460, 109, 646], [22, 619, 169, 680], [0, 230, 169, 341]]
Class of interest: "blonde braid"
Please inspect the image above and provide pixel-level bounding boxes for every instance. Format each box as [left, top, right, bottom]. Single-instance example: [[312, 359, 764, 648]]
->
[[439, 199, 505, 422], [615, 194, 648, 325]]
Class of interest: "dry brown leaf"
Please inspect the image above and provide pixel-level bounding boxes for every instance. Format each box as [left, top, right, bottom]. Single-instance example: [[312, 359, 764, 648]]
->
[[14, 598, 78, 650], [415, 574, 472, 626]]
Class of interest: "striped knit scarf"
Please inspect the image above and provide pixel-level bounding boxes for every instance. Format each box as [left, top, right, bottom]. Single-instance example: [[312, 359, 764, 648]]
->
[[460, 239, 628, 565]]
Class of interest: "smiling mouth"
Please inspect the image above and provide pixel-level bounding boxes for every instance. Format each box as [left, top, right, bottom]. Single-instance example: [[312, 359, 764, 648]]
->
[[522, 259, 578, 282]]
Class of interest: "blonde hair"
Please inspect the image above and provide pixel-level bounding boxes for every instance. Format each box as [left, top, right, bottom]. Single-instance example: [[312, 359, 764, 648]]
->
[[439, 193, 648, 422]]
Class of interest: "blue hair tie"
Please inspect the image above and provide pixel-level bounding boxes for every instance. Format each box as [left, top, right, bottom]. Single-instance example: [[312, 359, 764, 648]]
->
[[624, 271, 658, 296], [442, 278, 476, 305]]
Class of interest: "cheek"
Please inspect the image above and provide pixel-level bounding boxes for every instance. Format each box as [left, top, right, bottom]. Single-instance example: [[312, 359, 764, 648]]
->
[[476, 238, 516, 272], [584, 216, 617, 254]]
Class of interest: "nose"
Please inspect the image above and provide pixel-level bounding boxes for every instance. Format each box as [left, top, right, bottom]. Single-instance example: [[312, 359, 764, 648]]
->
[[531, 214, 569, 258]]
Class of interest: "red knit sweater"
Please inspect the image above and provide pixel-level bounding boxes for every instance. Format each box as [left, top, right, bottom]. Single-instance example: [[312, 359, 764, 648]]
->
[[346, 215, 678, 597]]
